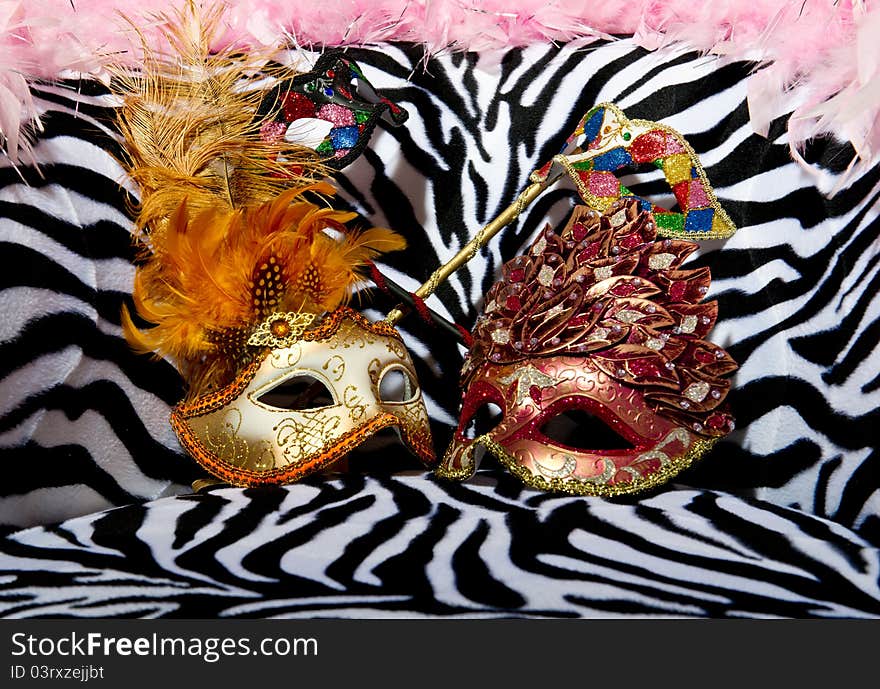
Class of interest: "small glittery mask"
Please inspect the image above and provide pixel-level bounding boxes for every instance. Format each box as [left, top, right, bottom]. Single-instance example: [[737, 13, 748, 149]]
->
[[437, 199, 737, 495], [532, 103, 737, 240], [172, 307, 435, 486], [259, 51, 408, 169]]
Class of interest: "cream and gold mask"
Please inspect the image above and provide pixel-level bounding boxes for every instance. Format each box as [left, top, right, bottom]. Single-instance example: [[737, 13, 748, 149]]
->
[[172, 307, 435, 486]]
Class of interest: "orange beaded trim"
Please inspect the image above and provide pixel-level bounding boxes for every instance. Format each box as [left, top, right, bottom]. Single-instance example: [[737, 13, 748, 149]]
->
[[299, 305, 404, 344], [175, 355, 268, 418]]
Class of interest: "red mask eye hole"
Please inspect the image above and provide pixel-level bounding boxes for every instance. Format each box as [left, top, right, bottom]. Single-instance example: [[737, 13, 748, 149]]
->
[[540, 409, 634, 451], [460, 402, 503, 440]]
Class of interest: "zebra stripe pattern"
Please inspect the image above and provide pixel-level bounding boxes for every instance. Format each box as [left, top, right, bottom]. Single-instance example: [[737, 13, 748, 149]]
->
[[1, 39, 878, 617], [1, 477, 878, 618]]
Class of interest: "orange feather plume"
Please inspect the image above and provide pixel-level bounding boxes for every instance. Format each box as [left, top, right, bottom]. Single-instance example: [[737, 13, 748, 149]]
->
[[122, 181, 406, 397], [112, 1, 326, 238], [115, 3, 407, 397]]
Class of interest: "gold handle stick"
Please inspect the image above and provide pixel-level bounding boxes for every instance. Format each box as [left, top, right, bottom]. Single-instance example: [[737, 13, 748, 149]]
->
[[385, 173, 562, 325]]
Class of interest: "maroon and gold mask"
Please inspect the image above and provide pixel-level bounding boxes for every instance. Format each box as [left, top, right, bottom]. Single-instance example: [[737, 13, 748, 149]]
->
[[437, 199, 737, 496]]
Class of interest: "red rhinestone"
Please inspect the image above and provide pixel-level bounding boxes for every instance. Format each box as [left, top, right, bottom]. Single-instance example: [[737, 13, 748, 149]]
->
[[529, 385, 543, 402], [579, 242, 601, 261], [509, 268, 525, 282], [628, 129, 666, 163], [572, 223, 588, 241], [672, 180, 691, 211], [612, 282, 636, 297], [505, 296, 522, 311], [706, 414, 727, 430], [629, 359, 660, 378], [669, 281, 687, 301], [694, 348, 715, 364], [620, 233, 641, 249]]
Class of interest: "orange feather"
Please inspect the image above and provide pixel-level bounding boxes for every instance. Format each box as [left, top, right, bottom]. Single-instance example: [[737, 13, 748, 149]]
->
[[125, 183, 406, 396], [114, 3, 407, 398]]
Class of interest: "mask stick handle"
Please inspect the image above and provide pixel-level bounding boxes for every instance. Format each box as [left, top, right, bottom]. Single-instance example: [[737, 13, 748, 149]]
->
[[384, 173, 562, 326]]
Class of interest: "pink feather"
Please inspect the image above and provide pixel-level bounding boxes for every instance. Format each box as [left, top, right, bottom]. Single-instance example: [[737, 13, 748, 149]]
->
[[0, 0, 877, 188]]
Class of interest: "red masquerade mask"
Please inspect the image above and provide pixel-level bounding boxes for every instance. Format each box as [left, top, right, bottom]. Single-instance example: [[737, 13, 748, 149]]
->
[[437, 199, 737, 495]]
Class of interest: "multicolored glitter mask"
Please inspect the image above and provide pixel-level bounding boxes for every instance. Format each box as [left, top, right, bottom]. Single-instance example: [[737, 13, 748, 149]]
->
[[259, 51, 409, 169], [112, 7, 434, 487], [532, 103, 737, 239], [436, 199, 737, 495]]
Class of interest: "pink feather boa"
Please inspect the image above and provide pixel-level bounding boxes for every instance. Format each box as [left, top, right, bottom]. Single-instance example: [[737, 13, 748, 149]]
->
[[1, 0, 878, 187]]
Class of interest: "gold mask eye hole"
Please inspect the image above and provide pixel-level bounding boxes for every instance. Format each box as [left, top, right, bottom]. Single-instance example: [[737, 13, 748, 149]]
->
[[256, 374, 336, 411], [377, 367, 419, 404]]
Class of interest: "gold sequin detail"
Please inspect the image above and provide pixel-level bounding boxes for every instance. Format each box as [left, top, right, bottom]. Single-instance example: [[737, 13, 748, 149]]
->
[[680, 314, 698, 333], [491, 329, 511, 345], [537, 265, 555, 286], [609, 209, 627, 227], [616, 309, 645, 324], [662, 153, 692, 186], [648, 253, 676, 270], [684, 381, 710, 403], [594, 265, 613, 280], [436, 435, 718, 497]]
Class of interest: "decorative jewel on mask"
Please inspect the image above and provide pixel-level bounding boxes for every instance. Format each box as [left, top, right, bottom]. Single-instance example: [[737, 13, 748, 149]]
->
[[438, 198, 737, 496], [259, 51, 409, 169], [248, 312, 317, 348], [532, 103, 736, 240]]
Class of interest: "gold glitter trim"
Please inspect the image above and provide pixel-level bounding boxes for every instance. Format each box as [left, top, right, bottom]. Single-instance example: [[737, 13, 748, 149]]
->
[[648, 253, 676, 270], [435, 434, 718, 497], [434, 462, 476, 480]]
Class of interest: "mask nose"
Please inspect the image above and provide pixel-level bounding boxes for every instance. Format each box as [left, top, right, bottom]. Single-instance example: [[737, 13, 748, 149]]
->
[[440, 432, 488, 479], [441, 397, 504, 478]]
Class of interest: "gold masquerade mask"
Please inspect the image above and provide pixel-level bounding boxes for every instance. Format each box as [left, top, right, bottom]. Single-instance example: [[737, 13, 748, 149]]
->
[[114, 5, 434, 487], [172, 307, 433, 485]]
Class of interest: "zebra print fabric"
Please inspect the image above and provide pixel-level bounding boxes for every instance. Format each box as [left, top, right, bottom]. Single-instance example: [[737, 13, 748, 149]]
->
[[2, 477, 879, 618], [1, 39, 878, 617]]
